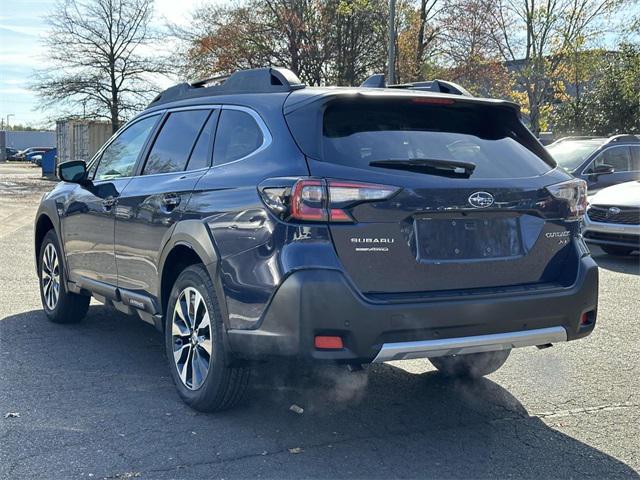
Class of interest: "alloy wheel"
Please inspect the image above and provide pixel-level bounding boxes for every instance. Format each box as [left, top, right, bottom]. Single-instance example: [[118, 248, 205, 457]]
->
[[171, 287, 213, 390], [41, 243, 60, 311]]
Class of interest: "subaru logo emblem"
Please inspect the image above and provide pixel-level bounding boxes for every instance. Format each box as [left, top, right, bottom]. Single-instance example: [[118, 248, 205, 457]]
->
[[468, 191, 494, 208], [607, 207, 621, 216]]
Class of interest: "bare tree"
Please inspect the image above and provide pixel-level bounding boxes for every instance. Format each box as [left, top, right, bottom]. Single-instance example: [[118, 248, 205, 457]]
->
[[34, 0, 167, 132], [491, 0, 627, 134], [414, 0, 440, 78]]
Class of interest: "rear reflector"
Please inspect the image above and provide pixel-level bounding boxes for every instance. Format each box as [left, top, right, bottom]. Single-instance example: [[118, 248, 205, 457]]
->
[[314, 335, 344, 350]]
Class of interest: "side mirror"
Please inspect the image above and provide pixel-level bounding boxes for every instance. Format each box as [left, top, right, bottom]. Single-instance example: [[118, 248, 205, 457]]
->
[[591, 164, 615, 175], [57, 160, 88, 184]]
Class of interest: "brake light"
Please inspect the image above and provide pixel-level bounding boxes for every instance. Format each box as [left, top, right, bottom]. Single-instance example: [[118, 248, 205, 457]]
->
[[290, 179, 325, 221], [547, 178, 587, 219], [260, 178, 400, 223], [411, 97, 455, 105]]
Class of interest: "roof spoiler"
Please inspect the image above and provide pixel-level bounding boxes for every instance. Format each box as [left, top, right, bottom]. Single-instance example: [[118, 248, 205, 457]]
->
[[149, 67, 306, 106], [360, 74, 473, 97]]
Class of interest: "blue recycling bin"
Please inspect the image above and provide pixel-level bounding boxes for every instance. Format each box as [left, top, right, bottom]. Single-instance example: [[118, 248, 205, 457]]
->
[[41, 148, 57, 175]]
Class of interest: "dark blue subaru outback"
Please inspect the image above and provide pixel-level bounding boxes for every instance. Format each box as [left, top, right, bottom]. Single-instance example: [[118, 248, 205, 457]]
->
[[35, 68, 598, 411]]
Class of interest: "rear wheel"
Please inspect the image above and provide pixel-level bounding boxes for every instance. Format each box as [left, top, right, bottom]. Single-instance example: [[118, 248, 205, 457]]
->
[[38, 230, 90, 323], [165, 264, 250, 412], [601, 245, 635, 256], [429, 349, 510, 378]]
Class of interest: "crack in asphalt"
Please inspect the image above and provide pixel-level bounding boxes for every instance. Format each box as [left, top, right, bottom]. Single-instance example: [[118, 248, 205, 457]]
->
[[532, 401, 638, 419], [95, 401, 639, 479]]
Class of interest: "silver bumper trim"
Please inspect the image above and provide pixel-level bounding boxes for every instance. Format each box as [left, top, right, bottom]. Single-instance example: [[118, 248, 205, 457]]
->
[[372, 326, 568, 363]]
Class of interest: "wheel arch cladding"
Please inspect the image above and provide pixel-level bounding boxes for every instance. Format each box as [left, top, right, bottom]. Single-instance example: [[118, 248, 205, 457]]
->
[[35, 214, 55, 268], [160, 244, 207, 318]]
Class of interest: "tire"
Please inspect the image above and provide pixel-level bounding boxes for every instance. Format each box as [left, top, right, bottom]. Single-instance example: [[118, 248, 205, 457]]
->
[[165, 264, 250, 412], [38, 230, 90, 323], [601, 245, 635, 256], [429, 349, 511, 378]]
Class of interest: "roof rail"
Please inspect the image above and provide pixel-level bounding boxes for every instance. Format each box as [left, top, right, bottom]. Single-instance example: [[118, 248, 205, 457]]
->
[[149, 67, 305, 107], [606, 134, 640, 144], [359, 74, 473, 97], [551, 136, 606, 144]]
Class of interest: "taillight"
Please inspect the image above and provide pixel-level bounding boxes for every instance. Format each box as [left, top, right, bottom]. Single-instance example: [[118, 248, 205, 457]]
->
[[260, 178, 400, 223], [290, 179, 326, 221], [547, 178, 587, 219]]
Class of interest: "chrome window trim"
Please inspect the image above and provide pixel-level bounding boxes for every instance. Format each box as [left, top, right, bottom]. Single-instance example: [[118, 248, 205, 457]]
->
[[581, 144, 640, 176], [87, 104, 272, 182]]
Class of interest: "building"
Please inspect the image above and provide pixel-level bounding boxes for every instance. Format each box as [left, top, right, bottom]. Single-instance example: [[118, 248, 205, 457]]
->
[[56, 120, 112, 165]]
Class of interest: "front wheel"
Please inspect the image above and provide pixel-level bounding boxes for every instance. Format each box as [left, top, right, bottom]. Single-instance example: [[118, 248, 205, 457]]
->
[[165, 264, 250, 412], [429, 349, 511, 378], [39, 230, 90, 323], [601, 245, 635, 256]]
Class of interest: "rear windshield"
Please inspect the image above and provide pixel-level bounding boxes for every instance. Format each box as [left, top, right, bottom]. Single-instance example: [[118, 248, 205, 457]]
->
[[321, 99, 553, 179]]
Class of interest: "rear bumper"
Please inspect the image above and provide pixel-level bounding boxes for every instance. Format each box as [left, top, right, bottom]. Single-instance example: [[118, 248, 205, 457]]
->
[[227, 254, 598, 363]]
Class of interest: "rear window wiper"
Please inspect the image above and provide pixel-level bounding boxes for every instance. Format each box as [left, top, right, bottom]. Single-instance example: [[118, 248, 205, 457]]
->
[[369, 159, 476, 178]]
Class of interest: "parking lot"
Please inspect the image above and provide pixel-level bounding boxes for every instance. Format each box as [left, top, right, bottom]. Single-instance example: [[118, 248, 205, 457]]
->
[[0, 162, 638, 479]]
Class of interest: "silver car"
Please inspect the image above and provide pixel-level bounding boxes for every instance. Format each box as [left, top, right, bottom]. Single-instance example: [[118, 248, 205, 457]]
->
[[583, 181, 640, 255]]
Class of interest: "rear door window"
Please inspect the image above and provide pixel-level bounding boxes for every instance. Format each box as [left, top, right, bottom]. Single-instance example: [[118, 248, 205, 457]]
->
[[143, 110, 210, 175], [321, 100, 552, 179], [186, 110, 218, 171], [213, 109, 264, 166], [587, 146, 633, 173], [631, 146, 640, 171]]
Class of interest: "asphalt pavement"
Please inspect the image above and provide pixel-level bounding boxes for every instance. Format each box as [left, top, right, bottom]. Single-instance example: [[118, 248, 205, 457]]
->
[[0, 162, 638, 479]]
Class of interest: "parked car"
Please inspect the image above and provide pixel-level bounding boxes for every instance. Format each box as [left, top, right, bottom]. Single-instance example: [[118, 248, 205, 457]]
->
[[16, 147, 53, 161], [583, 181, 640, 256], [3, 147, 19, 160], [35, 67, 598, 412], [546, 135, 640, 192]]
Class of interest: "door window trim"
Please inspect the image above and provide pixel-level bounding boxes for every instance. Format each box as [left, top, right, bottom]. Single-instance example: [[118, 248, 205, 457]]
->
[[86, 104, 272, 180], [581, 144, 640, 176]]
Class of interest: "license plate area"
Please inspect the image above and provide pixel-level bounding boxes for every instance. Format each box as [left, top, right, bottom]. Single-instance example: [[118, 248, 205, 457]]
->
[[416, 214, 524, 261]]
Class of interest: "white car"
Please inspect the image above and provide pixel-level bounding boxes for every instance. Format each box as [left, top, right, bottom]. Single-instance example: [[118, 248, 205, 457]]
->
[[583, 181, 640, 255]]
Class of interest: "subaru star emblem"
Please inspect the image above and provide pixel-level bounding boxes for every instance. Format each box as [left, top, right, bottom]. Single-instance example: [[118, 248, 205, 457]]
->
[[607, 207, 621, 216], [468, 191, 494, 208]]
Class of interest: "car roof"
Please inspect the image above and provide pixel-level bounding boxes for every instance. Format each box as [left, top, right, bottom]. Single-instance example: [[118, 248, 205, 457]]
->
[[140, 67, 521, 119]]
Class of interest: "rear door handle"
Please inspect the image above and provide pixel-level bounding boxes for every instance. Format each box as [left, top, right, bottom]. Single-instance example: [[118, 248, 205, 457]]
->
[[161, 193, 181, 210], [102, 197, 116, 211]]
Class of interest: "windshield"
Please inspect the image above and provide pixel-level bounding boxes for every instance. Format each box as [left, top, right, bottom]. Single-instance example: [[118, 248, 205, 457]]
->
[[546, 140, 603, 172], [321, 100, 553, 179]]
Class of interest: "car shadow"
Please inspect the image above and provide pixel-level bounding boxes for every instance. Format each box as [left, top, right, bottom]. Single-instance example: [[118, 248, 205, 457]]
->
[[589, 245, 639, 275], [1, 306, 638, 479]]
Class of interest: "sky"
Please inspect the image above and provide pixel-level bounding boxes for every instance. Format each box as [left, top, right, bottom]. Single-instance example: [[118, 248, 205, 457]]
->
[[0, 1, 637, 128], [0, 0, 211, 128]]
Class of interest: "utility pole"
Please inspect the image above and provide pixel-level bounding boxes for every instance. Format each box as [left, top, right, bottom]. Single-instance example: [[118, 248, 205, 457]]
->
[[6, 114, 14, 129], [387, 0, 396, 84]]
